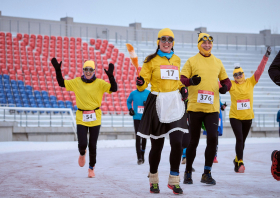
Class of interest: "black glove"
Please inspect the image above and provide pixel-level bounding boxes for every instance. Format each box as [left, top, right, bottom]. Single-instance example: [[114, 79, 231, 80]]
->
[[219, 84, 228, 94], [136, 76, 145, 86], [104, 63, 114, 78], [180, 87, 188, 101], [265, 46, 271, 57], [221, 102, 227, 111], [189, 75, 201, 86], [51, 57, 62, 71], [129, 108, 135, 116]]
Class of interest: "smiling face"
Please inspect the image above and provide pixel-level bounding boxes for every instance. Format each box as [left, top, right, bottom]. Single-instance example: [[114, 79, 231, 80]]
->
[[200, 40, 213, 51], [159, 36, 173, 53], [83, 67, 95, 79]]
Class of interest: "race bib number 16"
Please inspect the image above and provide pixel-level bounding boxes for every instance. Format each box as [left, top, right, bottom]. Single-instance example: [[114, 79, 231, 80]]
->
[[237, 99, 250, 110], [160, 65, 179, 80], [197, 90, 214, 104]]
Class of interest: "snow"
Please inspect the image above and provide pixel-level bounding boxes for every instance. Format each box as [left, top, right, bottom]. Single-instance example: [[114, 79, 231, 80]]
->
[[0, 138, 279, 197]]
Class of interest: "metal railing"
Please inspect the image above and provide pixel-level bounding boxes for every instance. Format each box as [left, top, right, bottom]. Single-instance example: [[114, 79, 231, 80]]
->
[[0, 107, 77, 140]]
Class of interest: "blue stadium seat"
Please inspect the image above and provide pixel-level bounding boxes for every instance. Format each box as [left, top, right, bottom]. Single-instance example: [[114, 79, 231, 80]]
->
[[3, 74, 9, 80], [8, 98, 15, 104], [18, 80, 24, 86], [11, 80, 17, 85], [0, 75, 2, 80], [74, 105, 78, 111], [34, 90, 41, 95], [26, 85, 32, 91], [0, 98, 6, 104], [29, 95, 35, 101]]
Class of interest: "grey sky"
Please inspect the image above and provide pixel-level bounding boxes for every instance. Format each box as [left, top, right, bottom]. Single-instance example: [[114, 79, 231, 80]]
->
[[0, 0, 279, 34]]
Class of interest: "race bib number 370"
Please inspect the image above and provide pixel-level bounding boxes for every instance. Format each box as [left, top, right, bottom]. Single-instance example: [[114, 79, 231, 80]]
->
[[197, 90, 214, 104], [160, 65, 179, 80], [82, 110, 97, 122], [237, 99, 250, 110]]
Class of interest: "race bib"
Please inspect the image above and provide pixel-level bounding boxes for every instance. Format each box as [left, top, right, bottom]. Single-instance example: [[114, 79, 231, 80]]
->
[[138, 106, 144, 114], [197, 90, 214, 104], [160, 65, 179, 80], [82, 110, 97, 122], [237, 99, 250, 110]]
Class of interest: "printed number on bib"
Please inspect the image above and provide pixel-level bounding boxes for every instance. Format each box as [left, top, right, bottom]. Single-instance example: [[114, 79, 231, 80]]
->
[[237, 99, 250, 110], [197, 90, 214, 104], [83, 110, 97, 122], [138, 106, 144, 114], [160, 65, 179, 80]]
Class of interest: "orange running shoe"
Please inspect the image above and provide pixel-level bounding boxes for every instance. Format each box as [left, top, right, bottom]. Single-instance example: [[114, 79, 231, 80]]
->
[[88, 168, 95, 178], [78, 150, 86, 167], [213, 156, 218, 163]]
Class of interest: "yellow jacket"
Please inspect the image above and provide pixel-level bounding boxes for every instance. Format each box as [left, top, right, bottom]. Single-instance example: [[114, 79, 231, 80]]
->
[[137, 54, 184, 92]]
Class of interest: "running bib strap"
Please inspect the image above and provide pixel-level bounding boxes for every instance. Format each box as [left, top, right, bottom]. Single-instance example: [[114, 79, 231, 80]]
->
[[138, 106, 144, 114], [160, 65, 179, 80], [82, 110, 97, 122], [197, 90, 214, 104], [237, 99, 250, 110]]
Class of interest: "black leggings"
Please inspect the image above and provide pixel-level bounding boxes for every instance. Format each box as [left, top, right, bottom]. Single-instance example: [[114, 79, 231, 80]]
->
[[149, 130, 184, 174], [77, 124, 101, 167], [186, 111, 219, 172], [230, 118, 252, 160], [134, 120, 147, 159]]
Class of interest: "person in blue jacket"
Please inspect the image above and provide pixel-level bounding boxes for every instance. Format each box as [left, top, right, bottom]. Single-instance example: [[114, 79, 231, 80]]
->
[[277, 110, 280, 137], [203, 99, 227, 163], [127, 88, 150, 165]]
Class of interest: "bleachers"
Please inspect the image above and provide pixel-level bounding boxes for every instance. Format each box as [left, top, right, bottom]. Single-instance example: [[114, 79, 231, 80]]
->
[[0, 32, 139, 115]]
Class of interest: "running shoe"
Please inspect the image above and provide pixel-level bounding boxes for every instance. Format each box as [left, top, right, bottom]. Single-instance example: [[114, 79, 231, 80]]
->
[[88, 168, 95, 178], [78, 150, 86, 167], [150, 183, 160, 193], [201, 172, 216, 185], [183, 171, 193, 184], [271, 150, 280, 181], [213, 156, 218, 163], [167, 184, 183, 195], [137, 159, 144, 165], [234, 159, 245, 173], [181, 157, 186, 164]]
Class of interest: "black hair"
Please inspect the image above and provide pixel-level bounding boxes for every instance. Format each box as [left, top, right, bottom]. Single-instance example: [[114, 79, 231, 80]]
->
[[234, 66, 241, 69], [144, 46, 174, 63]]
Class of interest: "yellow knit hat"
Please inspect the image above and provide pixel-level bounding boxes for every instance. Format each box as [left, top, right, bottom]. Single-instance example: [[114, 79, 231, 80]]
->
[[197, 33, 213, 56], [233, 66, 246, 84], [83, 60, 95, 70], [157, 28, 175, 46]]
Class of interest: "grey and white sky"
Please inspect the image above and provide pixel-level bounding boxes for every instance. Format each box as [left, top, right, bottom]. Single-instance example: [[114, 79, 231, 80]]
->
[[0, 0, 279, 34]]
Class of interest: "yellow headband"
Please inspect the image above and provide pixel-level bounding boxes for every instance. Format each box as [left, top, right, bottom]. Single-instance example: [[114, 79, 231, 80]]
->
[[83, 60, 95, 70], [157, 28, 175, 46], [197, 33, 213, 56]]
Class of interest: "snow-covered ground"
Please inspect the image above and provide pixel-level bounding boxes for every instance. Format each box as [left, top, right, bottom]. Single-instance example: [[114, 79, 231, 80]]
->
[[0, 138, 279, 197]]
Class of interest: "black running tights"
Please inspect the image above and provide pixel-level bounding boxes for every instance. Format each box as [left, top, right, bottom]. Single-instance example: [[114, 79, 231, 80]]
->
[[230, 118, 252, 160], [149, 130, 184, 174], [186, 111, 219, 172], [134, 120, 147, 159], [77, 124, 101, 167]]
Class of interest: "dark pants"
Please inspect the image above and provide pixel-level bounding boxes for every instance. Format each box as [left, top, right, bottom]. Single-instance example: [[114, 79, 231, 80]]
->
[[186, 111, 219, 172], [182, 132, 191, 149], [77, 124, 101, 167], [149, 131, 184, 174], [230, 118, 252, 160], [134, 120, 147, 159]]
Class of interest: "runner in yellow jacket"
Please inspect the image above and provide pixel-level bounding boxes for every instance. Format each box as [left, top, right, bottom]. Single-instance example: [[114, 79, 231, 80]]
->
[[136, 28, 188, 195], [229, 46, 271, 173], [180, 32, 231, 185], [51, 58, 117, 178]]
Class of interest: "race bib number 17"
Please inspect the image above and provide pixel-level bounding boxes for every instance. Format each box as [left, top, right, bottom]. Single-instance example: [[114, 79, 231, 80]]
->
[[197, 90, 214, 104], [160, 65, 179, 80], [83, 110, 97, 122]]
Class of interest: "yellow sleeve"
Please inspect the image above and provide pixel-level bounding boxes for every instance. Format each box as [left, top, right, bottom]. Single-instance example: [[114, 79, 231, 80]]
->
[[218, 63, 228, 81], [180, 59, 192, 78], [248, 74, 257, 86], [65, 78, 78, 92], [137, 61, 152, 91], [102, 80, 112, 94]]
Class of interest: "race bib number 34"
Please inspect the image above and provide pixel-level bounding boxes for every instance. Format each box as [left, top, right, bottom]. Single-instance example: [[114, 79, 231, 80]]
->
[[237, 99, 250, 110], [160, 65, 179, 80], [197, 90, 214, 104], [82, 110, 97, 122]]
